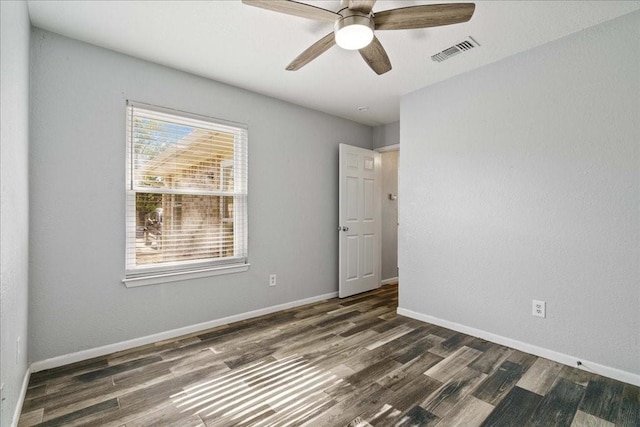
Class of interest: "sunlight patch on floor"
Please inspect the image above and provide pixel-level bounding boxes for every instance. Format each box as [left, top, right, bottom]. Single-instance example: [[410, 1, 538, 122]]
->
[[170, 354, 342, 425]]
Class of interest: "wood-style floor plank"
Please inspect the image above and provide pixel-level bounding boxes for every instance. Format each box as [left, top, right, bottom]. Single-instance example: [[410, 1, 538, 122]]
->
[[469, 343, 512, 375], [436, 395, 494, 427], [424, 346, 482, 383], [516, 357, 564, 396], [473, 360, 527, 406], [378, 351, 443, 392], [480, 386, 543, 427], [395, 405, 439, 426], [571, 410, 615, 427], [388, 374, 442, 413], [18, 284, 640, 427], [579, 376, 624, 423], [423, 367, 487, 418], [526, 377, 586, 427], [618, 384, 640, 427]]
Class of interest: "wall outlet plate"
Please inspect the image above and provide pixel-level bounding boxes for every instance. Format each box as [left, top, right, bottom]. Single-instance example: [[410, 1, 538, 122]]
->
[[269, 274, 277, 287], [532, 300, 546, 318]]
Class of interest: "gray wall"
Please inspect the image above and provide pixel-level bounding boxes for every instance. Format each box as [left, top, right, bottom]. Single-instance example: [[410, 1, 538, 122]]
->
[[373, 121, 399, 149], [0, 1, 31, 425], [29, 28, 372, 362], [399, 11, 639, 377]]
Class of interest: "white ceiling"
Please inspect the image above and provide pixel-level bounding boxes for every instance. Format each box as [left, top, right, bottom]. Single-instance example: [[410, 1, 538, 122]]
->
[[27, 0, 640, 126]]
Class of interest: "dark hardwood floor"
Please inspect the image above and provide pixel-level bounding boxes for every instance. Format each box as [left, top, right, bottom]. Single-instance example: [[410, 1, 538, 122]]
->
[[18, 284, 639, 426]]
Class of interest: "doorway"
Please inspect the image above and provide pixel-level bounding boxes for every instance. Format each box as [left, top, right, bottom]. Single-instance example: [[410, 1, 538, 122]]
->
[[337, 144, 398, 298], [378, 146, 399, 285]]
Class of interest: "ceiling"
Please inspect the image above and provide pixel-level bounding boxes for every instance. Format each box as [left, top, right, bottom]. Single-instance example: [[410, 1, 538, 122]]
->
[[27, 1, 640, 126]]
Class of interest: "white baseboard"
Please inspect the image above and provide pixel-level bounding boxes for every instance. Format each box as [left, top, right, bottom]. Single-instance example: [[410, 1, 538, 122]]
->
[[380, 277, 399, 286], [397, 307, 640, 387], [11, 367, 31, 427], [31, 291, 338, 373]]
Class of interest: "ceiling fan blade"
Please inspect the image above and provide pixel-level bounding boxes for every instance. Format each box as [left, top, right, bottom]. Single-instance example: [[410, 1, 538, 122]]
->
[[374, 3, 475, 30], [242, 0, 340, 23], [359, 36, 392, 75], [286, 33, 336, 71], [348, 0, 376, 14]]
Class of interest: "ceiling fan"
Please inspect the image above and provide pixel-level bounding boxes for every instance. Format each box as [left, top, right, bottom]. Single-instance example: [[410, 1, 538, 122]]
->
[[242, 0, 475, 75]]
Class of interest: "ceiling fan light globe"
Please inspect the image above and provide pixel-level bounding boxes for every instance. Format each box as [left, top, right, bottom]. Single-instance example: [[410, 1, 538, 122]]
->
[[334, 15, 374, 50]]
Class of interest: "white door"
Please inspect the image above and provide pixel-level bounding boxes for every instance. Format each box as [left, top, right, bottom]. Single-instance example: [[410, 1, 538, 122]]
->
[[339, 143, 381, 298]]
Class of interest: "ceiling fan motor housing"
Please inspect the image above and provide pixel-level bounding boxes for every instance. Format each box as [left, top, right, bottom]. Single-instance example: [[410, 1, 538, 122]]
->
[[334, 10, 375, 50]]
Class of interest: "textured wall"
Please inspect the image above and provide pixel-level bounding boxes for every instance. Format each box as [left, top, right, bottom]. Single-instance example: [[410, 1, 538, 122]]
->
[[399, 11, 639, 376], [373, 121, 400, 149], [29, 29, 372, 362], [0, 1, 31, 425]]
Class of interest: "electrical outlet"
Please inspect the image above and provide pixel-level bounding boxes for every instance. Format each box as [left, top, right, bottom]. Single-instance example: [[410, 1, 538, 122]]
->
[[532, 300, 546, 318], [16, 336, 21, 364], [269, 274, 277, 287]]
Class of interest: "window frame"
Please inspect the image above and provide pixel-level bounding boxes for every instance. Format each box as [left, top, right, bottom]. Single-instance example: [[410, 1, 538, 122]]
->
[[123, 101, 249, 287]]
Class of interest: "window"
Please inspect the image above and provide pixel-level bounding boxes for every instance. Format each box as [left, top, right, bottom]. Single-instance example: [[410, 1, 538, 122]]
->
[[124, 102, 248, 286]]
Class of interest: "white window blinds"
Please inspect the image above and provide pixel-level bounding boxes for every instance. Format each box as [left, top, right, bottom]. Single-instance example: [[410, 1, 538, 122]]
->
[[125, 102, 248, 279]]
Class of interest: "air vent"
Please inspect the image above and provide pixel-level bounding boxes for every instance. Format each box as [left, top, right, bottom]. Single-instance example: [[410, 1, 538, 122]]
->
[[431, 37, 480, 63]]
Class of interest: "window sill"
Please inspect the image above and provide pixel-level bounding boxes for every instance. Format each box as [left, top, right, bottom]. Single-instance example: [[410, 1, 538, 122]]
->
[[123, 263, 250, 288]]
